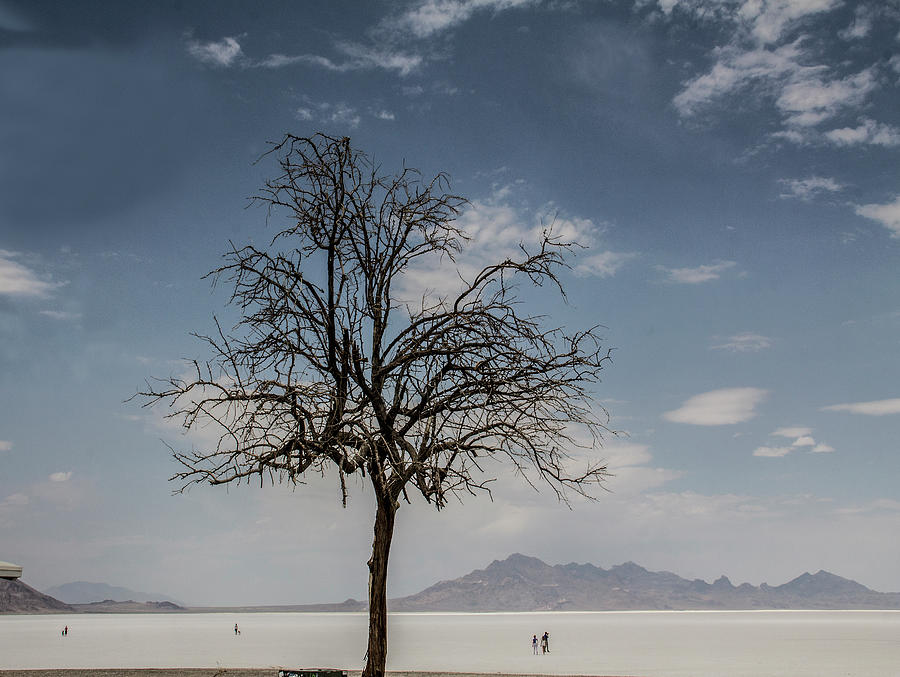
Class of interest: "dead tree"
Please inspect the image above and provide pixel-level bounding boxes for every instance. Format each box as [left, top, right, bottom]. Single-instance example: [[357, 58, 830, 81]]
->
[[141, 133, 612, 677]]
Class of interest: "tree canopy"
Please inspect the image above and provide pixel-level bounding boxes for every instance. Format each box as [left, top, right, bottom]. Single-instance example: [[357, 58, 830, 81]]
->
[[143, 133, 613, 677]]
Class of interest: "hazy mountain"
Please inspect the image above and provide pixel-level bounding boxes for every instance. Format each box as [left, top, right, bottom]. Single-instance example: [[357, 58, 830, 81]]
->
[[70, 599, 185, 613], [0, 579, 74, 614], [390, 553, 900, 611], [44, 581, 182, 605]]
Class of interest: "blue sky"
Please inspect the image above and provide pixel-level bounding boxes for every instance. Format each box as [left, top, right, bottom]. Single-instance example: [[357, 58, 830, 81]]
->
[[1, 0, 899, 606]]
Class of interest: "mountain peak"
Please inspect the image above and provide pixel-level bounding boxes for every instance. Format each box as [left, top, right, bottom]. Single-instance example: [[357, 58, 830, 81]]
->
[[390, 554, 900, 612], [611, 561, 648, 575]]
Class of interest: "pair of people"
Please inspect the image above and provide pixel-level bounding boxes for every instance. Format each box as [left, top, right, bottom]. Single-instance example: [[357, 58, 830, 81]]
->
[[531, 631, 550, 654]]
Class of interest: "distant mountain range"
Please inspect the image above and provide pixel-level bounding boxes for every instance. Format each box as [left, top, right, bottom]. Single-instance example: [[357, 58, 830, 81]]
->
[[4, 553, 900, 613], [389, 553, 900, 611], [44, 581, 183, 605]]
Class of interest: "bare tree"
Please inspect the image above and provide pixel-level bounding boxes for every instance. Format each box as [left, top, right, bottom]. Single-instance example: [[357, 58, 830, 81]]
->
[[142, 133, 612, 677]]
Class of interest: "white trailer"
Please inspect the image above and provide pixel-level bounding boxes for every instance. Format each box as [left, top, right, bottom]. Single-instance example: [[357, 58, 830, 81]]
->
[[0, 561, 23, 580]]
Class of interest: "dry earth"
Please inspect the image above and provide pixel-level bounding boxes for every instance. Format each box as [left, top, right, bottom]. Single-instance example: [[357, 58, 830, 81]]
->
[[0, 668, 632, 677]]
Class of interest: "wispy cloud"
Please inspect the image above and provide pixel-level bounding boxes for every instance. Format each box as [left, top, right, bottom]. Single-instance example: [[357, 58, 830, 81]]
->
[[259, 43, 422, 77], [673, 42, 803, 119], [666, 0, 887, 147], [0, 440, 11, 452], [574, 249, 636, 278], [49, 471, 73, 482], [187, 35, 422, 76], [372, 109, 396, 121], [186, 36, 243, 67], [295, 100, 362, 130], [855, 196, 900, 239], [755, 426, 834, 456], [822, 398, 900, 416], [386, 0, 540, 39], [772, 426, 812, 438], [711, 333, 772, 353], [659, 260, 737, 284], [0, 250, 59, 298], [776, 67, 878, 129], [838, 3, 877, 40], [752, 445, 792, 457], [826, 118, 900, 148], [400, 185, 633, 301], [779, 176, 844, 201], [664, 387, 767, 425]]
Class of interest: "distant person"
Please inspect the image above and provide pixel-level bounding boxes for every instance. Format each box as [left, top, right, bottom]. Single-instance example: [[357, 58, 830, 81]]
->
[[532, 634, 539, 654], [234, 623, 240, 635], [63, 626, 68, 636], [541, 631, 550, 654]]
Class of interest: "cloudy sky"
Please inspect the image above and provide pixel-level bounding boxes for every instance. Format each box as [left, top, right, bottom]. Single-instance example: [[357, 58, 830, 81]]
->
[[1, 0, 899, 606]]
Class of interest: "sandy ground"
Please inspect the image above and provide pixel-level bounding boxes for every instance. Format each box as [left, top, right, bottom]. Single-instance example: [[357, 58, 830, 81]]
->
[[0, 671, 632, 677]]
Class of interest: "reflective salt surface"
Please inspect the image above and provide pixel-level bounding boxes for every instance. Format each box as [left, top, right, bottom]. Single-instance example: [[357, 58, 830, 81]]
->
[[2, 610, 900, 676]]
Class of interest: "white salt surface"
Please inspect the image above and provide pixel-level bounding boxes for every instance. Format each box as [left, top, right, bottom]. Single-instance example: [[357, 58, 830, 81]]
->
[[2, 610, 899, 677]]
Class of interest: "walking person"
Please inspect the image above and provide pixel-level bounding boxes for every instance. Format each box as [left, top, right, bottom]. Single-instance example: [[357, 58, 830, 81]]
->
[[532, 634, 539, 654]]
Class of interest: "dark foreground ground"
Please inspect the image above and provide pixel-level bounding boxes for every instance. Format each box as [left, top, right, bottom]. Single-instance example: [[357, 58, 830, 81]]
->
[[0, 671, 632, 677]]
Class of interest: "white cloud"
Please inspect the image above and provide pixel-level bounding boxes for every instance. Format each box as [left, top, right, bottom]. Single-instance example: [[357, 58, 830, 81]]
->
[[738, 0, 841, 46], [855, 196, 900, 239], [772, 426, 812, 438], [764, 426, 833, 455], [373, 109, 396, 121], [711, 332, 772, 352], [49, 471, 72, 482], [664, 387, 767, 425], [400, 186, 631, 301], [187, 36, 243, 67], [673, 42, 803, 118], [0, 440, 11, 452], [825, 118, 900, 148], [573, 250, 636, 278], [0, 250, 59, 298], [259, 43, 422, 76], [839, 4, 876, 40], [657, 0, 839, 46], [335, 42, 422, 76], [822, 398, 900, 416], [753, 445, 792, 457], [669, 0, 884, 146], [294, 100, 362, 129], [602, 442, 653, 469], [389, 0, 540, 39], [779, 176, 844, 201], [777, 67, 878, 129], [660, 260, 737, 284]]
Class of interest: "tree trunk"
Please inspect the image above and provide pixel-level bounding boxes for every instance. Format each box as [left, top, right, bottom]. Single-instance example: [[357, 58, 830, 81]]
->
[[361, 491, 397, 677]]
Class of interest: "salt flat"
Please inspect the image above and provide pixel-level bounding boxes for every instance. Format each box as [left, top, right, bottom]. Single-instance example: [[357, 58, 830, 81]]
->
[[1, 611, 899, 677]]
